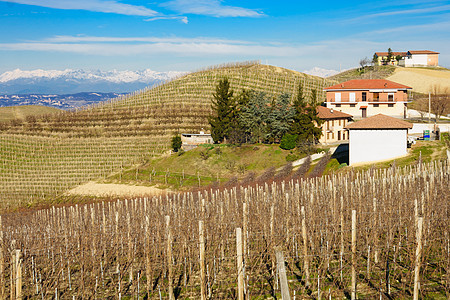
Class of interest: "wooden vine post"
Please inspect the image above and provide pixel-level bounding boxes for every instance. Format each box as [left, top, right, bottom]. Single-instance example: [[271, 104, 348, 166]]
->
[[165, 216, 174, 300], [236, 228, 244, 300], [351, 210, 357, 300], [301, 206, 310, 287], [413, 217, 423, 300], [275, 247, 291, 300], [199, 220, 206, 300]]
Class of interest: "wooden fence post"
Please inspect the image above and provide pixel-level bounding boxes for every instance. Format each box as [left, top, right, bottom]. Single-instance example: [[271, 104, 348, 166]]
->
[[275, 247, 291, 300], [351, 210, 357, 300], [165, 216, 174, 300], [413, 217, 423, 300], [236, 228, 244, 300], [199, 220, 206, 300]]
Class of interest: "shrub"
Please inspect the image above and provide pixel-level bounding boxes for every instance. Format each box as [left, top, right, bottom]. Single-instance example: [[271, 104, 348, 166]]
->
[[171, 135, 182, 152], [280, 133, 298, 150]]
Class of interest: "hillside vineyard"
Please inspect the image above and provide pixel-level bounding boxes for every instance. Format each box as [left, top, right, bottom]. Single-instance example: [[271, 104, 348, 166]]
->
[[0, 62, 333, 209], [2, 161, 448, 298]]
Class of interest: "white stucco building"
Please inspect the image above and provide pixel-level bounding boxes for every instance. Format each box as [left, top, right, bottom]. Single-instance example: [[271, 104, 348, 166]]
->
[[345, 114, 413, 165]]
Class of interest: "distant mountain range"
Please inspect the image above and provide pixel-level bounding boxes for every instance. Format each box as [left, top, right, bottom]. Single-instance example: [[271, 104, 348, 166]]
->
[[0, 68, 186, 94], [303, 67, 340, 78], [0, 92, 128, 110]]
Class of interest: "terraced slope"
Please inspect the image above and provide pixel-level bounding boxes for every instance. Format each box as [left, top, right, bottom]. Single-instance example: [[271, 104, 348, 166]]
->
[[0, 62, 335, 209]]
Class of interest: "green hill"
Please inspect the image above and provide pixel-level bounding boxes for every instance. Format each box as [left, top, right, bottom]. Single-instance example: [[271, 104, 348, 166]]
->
[[0, 62, 336, 210]]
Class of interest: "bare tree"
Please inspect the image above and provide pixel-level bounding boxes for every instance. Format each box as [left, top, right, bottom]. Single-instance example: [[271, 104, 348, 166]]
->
[[359, 57, 371, 69], [430, 85, 450, 122]]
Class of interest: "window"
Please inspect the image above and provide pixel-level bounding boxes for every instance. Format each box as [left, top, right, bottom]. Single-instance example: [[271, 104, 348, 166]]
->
[[373, 92, 379, 101], [362, 92, 367, 102], [388, 104, 394, 107], [335, 93, 341, 102], [339, 119, 341, 126], [335, 104, 341, 107], [373, 104, 379, 107], [350, 104, 356, 107], [349, 93, 356, 102], [388, 93, 394, 102]]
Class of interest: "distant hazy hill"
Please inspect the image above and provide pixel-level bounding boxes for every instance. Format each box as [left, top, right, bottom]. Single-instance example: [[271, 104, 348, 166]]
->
[[0, 68, 185, 94], [0, 92, 126, 110]]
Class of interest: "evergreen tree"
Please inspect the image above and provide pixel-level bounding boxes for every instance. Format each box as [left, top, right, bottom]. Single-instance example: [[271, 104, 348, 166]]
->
[[267, 93, 295, 142], [290, 83, 323, 144], [387, 48, 393, 64], [239, 91, 270, 143], [209, 78, 234, 143], [171, 135, 182, 152]]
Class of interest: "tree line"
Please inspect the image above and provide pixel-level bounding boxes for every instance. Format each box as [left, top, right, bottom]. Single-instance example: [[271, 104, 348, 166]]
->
[[208, 78, 323, 149]]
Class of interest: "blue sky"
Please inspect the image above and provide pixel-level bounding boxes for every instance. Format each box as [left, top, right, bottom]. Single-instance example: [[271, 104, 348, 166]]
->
[[0, 0, 449, 73]]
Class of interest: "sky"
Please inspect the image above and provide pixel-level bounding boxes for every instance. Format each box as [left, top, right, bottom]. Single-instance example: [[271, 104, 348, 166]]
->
[[0, 0, 449, 73]]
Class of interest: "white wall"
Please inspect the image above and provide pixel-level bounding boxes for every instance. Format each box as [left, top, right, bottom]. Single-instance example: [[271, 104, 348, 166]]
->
[[349, 129, 408, 165], [404, 54, 428, 67]]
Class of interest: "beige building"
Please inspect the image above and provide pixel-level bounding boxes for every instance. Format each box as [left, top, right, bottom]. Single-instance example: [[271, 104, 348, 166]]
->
[[317, 106, 352, 144], [181, 131, 213, 150], [374, 50, 439, 67], [324, 79, 412, 119]]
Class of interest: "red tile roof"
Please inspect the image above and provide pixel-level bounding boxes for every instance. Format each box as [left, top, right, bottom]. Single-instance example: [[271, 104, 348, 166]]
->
[[324, 79, 412, 90], [408, 50, 439, 55], [345, 114, 413, 129], [316, 106, 352, 119], [375, 52, 407, 57]]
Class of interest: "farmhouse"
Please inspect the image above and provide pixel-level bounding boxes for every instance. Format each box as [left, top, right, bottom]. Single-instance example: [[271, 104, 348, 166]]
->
[[374, 50, 439, 67], [324, 79, 412, 119], [345, 114, 413, 165], [316, 106, 352, 144], [181, 131, 213, 150]]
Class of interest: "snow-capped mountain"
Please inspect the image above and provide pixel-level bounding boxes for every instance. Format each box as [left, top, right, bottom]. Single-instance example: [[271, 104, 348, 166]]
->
[[302, 67, 340, 78], [0, 69, 186, 94]]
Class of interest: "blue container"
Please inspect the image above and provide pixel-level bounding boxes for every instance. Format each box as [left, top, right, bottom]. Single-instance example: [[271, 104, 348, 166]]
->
[[423, 130, 430, 141]]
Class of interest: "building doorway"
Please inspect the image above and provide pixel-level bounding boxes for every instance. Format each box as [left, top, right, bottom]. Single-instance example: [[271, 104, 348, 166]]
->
[[362, 108, 367, 118]]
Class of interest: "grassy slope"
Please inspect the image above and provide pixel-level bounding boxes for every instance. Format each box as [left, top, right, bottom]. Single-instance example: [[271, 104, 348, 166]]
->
[[0, 105, 61, 122], [386, 67, 450, 94], [0, 63, 334, 209], [103, 144, 305, 189], [328, 65, 396, 82]]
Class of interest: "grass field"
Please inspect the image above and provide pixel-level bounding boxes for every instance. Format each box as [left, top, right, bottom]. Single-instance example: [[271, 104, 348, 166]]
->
[[0, 105, 61, 122], [387, 67, 450, 94]]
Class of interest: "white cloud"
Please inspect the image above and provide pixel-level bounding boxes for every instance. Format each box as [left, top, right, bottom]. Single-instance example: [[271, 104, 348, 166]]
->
[[161, 0, 264, 17], [42, 35, 252, 44], [0, 0, 158, 16], [145, 16, 189, 24], [0, 41, 298, 57]]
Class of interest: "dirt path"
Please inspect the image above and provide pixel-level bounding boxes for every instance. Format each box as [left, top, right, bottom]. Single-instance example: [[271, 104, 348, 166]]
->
[[66, 182, 170, 197]]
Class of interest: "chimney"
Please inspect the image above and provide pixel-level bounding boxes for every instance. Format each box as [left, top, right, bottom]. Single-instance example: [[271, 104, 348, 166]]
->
[[384, 82, 388, 87], [330, 108, 334, 113], [341, 84, 344, 88]]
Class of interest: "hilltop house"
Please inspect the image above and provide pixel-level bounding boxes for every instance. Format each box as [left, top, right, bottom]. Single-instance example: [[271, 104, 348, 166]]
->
[[323, 79, 412, 119], [374, 50, 439, 67], [345, 114, 413, 165], [181, 131, 213, 150], [316, 106, 352, 144]]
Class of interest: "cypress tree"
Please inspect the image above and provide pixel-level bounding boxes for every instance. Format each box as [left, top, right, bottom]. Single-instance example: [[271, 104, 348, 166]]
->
[[209, 78, 234, 143]]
